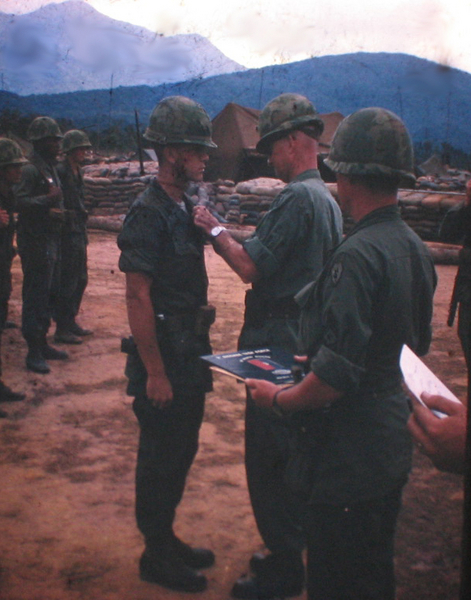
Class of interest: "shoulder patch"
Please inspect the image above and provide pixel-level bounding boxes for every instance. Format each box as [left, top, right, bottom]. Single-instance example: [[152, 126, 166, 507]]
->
[[331, 262, 343, 285]]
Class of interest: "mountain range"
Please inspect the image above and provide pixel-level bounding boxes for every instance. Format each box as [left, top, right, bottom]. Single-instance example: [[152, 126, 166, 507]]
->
[[2, 51, 470, 155], [0, 0, 243, 95], [0, 2, 470, 156]]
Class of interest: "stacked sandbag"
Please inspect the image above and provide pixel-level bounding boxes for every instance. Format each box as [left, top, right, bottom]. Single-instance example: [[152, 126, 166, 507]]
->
[[398, 189, 463, 241], [80, 161, 466, 244], [83, 176, 150, 215], [327, 183, 464, 242], [82, 160, 158, 215], [207, 177, 285, 225]]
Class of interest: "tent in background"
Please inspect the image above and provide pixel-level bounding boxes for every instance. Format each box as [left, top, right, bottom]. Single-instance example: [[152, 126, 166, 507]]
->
[[205, 103, 263, 183], [205, 103, 345, 183]]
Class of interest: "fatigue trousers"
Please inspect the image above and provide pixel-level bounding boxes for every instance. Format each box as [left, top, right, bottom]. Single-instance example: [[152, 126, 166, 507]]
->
[[132, 390, 206, 548], [245, 393, 305, 556], [54, 232, 88, 329], [305, 486, 404, 600], [17, 233, 60, 343]]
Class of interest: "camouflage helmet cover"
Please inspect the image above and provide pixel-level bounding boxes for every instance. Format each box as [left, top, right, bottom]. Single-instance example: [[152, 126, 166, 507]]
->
[[324, 107, 415, 184], [144, 96, 217, 148], [256, 93, 325, 154], [27, 116, 63, 141], [62, 130, 92, 153], [0, 138, 28, 168]]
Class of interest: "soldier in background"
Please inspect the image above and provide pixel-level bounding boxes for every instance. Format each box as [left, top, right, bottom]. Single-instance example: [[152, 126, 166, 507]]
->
[[440, 178, 471, 370], [118, 97, 216, 593], [54, 130, 93, 344], [0, 139, 27, 417], [194, 93, 343, 600], [15, 116, 68, 374]]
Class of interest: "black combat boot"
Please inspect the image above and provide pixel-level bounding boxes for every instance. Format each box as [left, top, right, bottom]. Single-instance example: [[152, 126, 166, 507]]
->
[[0, 381, 25, 402], [139, 544, 207, 593], [26, 341, 50, 374], [68, 320, 93, 336], [41, 336, 68, 361]]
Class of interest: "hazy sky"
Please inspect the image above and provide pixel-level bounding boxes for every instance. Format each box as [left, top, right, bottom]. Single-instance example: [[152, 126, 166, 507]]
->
[[2, 0, 471, 73]]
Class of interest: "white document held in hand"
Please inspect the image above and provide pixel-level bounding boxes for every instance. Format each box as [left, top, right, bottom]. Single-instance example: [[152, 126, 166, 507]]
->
[[399, 344, 461, 419]]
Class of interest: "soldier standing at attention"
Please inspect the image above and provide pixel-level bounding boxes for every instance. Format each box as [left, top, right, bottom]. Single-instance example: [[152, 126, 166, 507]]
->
[[246, 108, 437, 600], [118, 97, 217, 593], [194, 93, 343, 600], [0, 139, 27, 417], [15, 116, 68, 374], [439, 178, 471, 369], [54, 130, 93, 344]]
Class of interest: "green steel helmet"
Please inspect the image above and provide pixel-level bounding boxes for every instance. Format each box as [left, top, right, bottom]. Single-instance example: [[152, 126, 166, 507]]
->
[[62, 130, 92, 153], [27, 116, 63, 141], [0, 138, 28, 168], [324, 107, 415, 184], [256, 93, 324, 154], [144, 96, 217, 148]]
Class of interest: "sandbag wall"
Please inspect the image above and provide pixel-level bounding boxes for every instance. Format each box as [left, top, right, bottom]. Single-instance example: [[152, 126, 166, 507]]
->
[[206, 179, 465, 241], [83, 173, 464, 242], [206, 178, 285, 226], [83, 176, 149, 216]]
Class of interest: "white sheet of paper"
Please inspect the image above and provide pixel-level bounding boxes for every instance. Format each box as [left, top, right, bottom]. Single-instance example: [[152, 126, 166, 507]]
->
[[400, 345, 461, 418]]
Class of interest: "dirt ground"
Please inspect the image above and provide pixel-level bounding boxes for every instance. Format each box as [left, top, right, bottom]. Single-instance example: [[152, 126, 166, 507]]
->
[[0, 230, 467, 600]]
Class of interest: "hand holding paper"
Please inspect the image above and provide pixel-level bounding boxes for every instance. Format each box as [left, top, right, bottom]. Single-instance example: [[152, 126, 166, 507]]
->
[[407, 391, 467, 474]]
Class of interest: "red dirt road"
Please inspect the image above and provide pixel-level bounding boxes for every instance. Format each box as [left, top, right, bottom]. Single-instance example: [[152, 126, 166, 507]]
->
[[0, 231, 466, 600]]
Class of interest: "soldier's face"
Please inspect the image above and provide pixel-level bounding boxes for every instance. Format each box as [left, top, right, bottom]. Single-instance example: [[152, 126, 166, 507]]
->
[[1, 164, 23, 185], [267, 136, 291, 182], [174, 145, 209, 183], [69, 147, 88, 165], [40, 137, 62, 159]]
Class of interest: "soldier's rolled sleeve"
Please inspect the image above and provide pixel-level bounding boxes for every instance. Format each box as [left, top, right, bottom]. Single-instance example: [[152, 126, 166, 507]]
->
[[309, 345, 365, 393], [242, 187, 311, 278], [243, 235, 279, 276], [308, 250, 374, 393], [118, 207, 162, 275]]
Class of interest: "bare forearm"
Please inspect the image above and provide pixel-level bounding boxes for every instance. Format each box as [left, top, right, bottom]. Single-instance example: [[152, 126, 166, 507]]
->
[[274, 372, 342, 412], [246, 371, 343, 413], [212, 230, 259, 283], [193, 204, 259, 283]]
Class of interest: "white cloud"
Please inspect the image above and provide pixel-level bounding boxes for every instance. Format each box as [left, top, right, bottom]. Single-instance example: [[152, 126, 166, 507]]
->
[[3, 0, 471, 73]]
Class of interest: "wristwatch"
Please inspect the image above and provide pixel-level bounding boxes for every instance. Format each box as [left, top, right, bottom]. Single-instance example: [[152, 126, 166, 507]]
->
[[210, 225, 226, 238]]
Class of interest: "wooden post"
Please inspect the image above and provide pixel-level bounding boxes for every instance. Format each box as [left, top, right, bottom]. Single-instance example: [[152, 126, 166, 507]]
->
[[134, 109, 145, 176]]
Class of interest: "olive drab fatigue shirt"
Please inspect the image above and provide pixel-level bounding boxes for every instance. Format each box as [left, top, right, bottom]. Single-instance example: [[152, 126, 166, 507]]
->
[[238, 169, 343, 352], [118, 179, 212, 396], [15, 151, 63, 238], [56, 160, 88, 237], [0, 188, 16, 302], [295, 204, 437, 505]]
